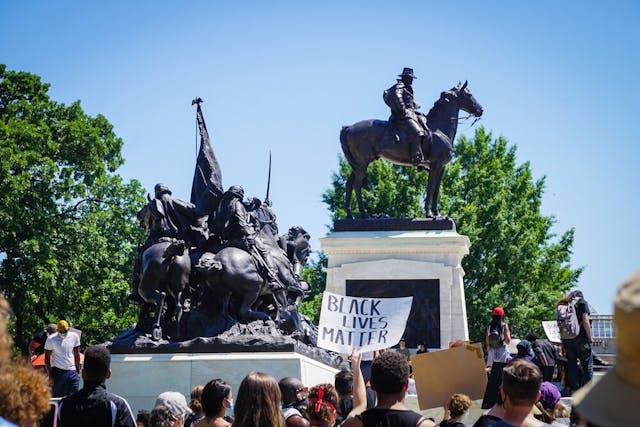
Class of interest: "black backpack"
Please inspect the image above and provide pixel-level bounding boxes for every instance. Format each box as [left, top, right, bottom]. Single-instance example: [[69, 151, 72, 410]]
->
[[488, 324, 504, 349]]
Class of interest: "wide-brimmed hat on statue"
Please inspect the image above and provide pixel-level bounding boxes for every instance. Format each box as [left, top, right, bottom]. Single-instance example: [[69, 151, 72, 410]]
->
[[572, 271, 640, 427], [398, 67, 417, 79]]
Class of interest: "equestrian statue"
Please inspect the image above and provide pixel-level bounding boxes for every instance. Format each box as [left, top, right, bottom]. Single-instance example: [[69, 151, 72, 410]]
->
[[341, 68, 484, 219]]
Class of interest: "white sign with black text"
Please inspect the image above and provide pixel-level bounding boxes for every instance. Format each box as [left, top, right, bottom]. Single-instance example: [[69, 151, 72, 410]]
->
[[317, 291, 413, 353]]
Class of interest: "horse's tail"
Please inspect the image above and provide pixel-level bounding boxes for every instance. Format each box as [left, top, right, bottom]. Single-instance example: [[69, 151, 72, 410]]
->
[[340, 125, 357, 167]]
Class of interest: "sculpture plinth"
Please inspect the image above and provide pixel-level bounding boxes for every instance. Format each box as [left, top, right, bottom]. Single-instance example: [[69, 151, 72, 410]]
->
[[320, 221, 470, 349]]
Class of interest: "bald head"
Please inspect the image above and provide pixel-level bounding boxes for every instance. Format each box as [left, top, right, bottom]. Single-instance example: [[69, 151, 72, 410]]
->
[[279, 377, 304, 405]]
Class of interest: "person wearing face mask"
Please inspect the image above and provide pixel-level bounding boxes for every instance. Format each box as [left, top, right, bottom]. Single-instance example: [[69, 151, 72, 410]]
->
[[196, 379, 233, 427], [44, 320, 81, 397], [278, 377, 310, 427]]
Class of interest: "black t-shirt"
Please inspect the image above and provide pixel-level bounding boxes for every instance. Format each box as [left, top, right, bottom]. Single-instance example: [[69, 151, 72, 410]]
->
[[438, 419, 466, 427], [575, 298, 590, 339], [472, 414, 501, 427]]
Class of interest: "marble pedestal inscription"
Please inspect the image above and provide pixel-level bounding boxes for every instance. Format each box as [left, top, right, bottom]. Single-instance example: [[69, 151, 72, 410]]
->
[[346, 279, 440, 348]]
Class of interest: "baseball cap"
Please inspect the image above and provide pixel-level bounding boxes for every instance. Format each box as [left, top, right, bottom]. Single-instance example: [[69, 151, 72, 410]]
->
[[539, 381, 561, 410], [46, 323, 58, 334], [57, 320, 69, 333], [492, 307, 505, 316], [155, 391, 192, 419]]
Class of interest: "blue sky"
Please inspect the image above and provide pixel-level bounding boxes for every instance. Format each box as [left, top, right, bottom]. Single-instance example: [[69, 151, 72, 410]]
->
[[1, 1, 638, 314]]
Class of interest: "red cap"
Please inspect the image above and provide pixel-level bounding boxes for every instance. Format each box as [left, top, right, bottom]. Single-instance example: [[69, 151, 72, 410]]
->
[[492, 306, 505, 316]]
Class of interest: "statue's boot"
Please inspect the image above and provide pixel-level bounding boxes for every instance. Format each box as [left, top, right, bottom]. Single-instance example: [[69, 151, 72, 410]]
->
[[410, 135, 424, 167]]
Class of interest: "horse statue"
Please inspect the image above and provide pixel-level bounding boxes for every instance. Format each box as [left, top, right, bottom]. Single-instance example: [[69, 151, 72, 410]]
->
[[134, 203, 191, 341], [340, 81, 483, 219], [195, 245, 301, 329]]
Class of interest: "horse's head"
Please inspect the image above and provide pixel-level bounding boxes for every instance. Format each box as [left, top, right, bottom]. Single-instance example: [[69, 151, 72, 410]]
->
[[136, 199, 153, 230], [453, 81, 483, 117]]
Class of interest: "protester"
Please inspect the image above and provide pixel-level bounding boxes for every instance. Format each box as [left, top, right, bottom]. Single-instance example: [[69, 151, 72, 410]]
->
[[279, 377, 310, 427], [0, 361, 51, 427], [58, 344, 136, 427], [150, 406, 181, 427], [438, 393, 472, 427], [44, 319, 81, 397], [571, 272, 640, 427], [483, 359, 547, 427], [152, 391, 192, 427], [396, 339, 411, 362], [525, 333, 558, 382], [0, 296, 51, 427], [233, 372, 284, 427], [557, 290, 593, 393], [137, 410, 151, 427], [28, 323, 57, 360], [305, 384, 339, 427], [334, 370, 376, 424], [511, 340, 537, 364], [416, 343, 428, 354], [533, 381, 568, 425], [185, 385, 205, 427], [341, 351, 436, 427], [196, 378, 232, 427], [485, 307, 512, 369]]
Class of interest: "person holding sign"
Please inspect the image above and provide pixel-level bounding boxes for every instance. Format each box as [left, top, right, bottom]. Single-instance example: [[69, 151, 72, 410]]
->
[[341, 351, 436, 427]]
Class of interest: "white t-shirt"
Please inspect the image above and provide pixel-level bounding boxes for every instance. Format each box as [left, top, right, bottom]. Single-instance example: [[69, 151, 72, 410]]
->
[[44, 332, 80, 370]]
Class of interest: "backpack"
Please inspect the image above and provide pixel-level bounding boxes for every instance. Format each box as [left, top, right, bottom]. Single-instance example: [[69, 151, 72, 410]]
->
[[488, 324, 504, 349], [557, 299, 580, 339]]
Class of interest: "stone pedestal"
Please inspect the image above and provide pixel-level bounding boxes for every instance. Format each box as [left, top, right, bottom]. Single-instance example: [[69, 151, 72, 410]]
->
[[107, 352, 339, 415], [320, 224, 470, 349]]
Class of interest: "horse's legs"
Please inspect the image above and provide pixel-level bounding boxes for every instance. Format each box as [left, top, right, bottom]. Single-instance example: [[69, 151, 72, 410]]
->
[[431, 163, 446, 217], [353, 167, 370, 219], [238, 284, 270, 322], [425, 162, 445, 217], [345, 172, 355, 219]]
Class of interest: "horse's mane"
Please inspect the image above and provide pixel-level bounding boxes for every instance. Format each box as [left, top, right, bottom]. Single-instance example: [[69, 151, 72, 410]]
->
[[426, 88, 457, 119]]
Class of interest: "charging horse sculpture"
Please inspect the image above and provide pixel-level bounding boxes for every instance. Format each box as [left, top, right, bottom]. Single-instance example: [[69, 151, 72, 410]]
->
[[341, 81, 483, 219]]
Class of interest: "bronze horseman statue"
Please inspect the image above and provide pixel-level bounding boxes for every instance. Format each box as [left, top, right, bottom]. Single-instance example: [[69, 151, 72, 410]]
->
[[341, 68, 483, 219]]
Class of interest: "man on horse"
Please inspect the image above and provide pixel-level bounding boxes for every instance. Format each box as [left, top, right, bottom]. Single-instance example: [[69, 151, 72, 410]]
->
[[214, 185, 282, 291], [383, 67, 431, 168], [128, 183, 198, 304]]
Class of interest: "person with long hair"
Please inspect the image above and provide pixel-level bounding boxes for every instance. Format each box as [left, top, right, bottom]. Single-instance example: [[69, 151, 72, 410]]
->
[[186, 385, 205, 427], [196, 379, 232, 427], [305, 384, 339, 427], [233, 372, 284, 427], [485, 306, 512, 369]]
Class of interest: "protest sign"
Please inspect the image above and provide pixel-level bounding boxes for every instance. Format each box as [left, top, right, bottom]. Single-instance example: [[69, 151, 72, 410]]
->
[[317, 291, 413, 353], [542, 320, 562, 343], [412, 344, 488, 410]]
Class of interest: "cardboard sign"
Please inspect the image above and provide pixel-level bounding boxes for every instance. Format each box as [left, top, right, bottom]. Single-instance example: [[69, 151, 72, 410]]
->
[[317, 291, 413, 353], [542, 320, 562, 343], [412, 344, 488, 410]]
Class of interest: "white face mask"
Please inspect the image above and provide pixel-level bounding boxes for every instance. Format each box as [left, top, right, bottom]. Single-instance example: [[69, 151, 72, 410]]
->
[[58, 332, 68, 338]]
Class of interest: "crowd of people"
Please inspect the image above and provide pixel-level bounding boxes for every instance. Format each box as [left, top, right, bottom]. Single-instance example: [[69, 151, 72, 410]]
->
[[0, 272, 638, 427]]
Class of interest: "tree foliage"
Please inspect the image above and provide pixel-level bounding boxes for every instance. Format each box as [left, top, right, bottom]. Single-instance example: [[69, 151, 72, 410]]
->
[[321, 127, 581, 343], [0, 65, 145, 352]]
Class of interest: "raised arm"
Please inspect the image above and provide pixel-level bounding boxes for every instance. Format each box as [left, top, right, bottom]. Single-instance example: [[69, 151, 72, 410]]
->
[[346, 349, 366, 419]]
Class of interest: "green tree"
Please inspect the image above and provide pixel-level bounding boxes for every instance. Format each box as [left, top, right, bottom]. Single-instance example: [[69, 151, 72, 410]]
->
[[0, 65, 145, 353], [322, 127, 581, 343]]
